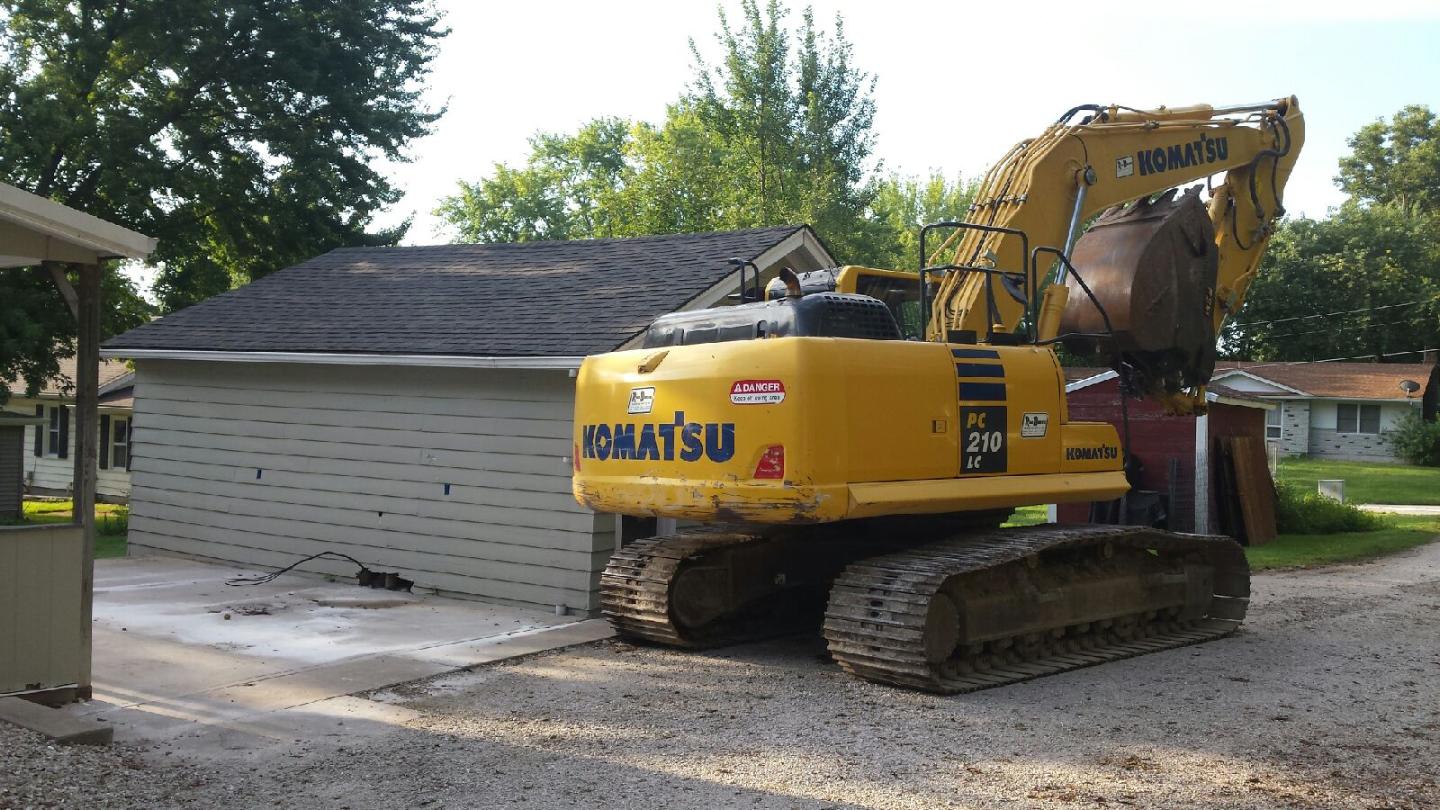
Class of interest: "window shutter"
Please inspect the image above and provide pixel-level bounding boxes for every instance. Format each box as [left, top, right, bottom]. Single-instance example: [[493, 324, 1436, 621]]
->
[[125, 421, 133, 471], [99, 415, 111, 470], [58, 404, 69, 459], [33, 405, 44, 456]]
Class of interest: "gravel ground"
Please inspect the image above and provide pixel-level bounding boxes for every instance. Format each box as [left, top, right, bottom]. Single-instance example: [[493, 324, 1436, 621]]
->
[[4, 540, 1439, 810]]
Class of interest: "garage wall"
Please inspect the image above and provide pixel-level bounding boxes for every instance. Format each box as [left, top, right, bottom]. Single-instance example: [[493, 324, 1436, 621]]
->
[[127, 360, 610, 612]]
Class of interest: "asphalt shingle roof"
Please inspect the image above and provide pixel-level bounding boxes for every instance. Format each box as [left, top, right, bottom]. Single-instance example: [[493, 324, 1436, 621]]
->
[[7, 357, 132, 398], [1215, 361, 1436, 400], [105, 226, 810, 357]]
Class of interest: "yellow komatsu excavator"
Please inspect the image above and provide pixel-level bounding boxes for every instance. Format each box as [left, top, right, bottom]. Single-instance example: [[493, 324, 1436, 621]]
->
[[572, 97, 1304, 693]]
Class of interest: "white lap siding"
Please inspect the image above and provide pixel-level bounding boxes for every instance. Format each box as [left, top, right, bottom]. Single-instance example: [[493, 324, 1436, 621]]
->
[[11, 398, 132, 501], [127, 360, 608, 612]]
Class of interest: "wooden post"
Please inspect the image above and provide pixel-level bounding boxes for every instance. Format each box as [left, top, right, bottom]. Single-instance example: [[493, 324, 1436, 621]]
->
[[72, 263, 100, 699]]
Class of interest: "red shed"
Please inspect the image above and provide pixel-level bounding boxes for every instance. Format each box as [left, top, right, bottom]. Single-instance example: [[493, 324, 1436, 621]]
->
[[1056, 370, 1273, 535]]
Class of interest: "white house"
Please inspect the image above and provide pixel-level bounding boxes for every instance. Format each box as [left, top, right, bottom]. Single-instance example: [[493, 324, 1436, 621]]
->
[[1211, 361, 1438, 462], [5, 357, 135, 501], [101, 225, 834, 613]]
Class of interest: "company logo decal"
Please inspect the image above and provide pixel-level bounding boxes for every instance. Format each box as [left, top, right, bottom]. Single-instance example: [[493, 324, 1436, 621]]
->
[[581, 411, 735, 463], [730, 379, 786, 405], [1135, 133, 1229, 177], [627, 387, 655, 415], [1066, 444, 1119, 461]]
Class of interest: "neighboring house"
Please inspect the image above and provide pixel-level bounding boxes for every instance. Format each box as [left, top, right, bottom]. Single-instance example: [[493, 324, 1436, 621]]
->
[[102, 225, 833, 614], [1059, 369, 1272, 534], [4, 357, 136, 501], [1211, 361, 1439, 462], [0, 412, 45, 518]]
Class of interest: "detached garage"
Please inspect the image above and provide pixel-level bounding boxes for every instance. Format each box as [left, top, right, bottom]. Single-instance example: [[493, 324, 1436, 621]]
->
[[103, 226, 833, 613]]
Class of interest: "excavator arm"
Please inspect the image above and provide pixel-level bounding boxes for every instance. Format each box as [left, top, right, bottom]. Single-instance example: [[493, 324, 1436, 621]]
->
[[927, 97, 1304, 407]]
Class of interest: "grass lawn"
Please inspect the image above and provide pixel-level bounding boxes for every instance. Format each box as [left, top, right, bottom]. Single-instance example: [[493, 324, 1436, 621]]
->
[[1246, 513, 1440, 571], [3, 499, 129, 558], [1275, 457, 1440, 505], [1004, 504, 1048, 527]]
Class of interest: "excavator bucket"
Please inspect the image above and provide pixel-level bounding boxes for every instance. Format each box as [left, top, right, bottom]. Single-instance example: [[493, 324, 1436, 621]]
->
[[1059, 187, 1218, 398]]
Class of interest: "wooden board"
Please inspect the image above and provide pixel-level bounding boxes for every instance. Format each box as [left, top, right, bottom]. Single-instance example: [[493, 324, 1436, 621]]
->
[[1223, 436, 1277, 545]]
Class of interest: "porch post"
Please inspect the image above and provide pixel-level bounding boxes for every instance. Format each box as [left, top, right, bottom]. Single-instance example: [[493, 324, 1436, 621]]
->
[[72, 262, 100, 698]]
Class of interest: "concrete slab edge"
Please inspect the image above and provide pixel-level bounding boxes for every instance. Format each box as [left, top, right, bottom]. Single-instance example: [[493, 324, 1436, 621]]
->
[[356, 619, 616, 698], [0, 696, 114, 745]]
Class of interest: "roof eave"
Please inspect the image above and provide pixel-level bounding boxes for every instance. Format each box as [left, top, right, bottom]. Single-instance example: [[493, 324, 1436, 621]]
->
[[101, 348, 585, 370]]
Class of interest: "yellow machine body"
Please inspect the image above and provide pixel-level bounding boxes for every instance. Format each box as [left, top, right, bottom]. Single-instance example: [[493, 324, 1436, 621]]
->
[[573, 337, 1128, 524]]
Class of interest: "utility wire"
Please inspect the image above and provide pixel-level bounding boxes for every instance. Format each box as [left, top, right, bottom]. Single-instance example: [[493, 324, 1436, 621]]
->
[[1222, 346, 1438, 371], [226, 551, 369, 587], [1226, 292, 1440, 328], [1261, 315, 1427, 343]]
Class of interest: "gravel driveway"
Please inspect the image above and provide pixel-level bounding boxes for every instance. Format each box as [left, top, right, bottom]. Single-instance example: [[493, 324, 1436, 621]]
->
[[5, 540, 1439, 809]]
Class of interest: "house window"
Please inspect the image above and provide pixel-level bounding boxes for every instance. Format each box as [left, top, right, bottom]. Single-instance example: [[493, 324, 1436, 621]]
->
[[1265, 403, 1284, 440], [47, 406, 62, 455], [1336, 403, 1381, 434], [112, 418, 129, 470]]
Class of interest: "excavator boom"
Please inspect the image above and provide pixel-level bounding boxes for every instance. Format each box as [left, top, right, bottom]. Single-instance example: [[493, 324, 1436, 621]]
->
[[927, 98, 1303, 406]]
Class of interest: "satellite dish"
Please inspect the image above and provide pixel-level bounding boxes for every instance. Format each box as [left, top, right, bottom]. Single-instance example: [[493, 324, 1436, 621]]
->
[[1400, 379, 1421, 396]]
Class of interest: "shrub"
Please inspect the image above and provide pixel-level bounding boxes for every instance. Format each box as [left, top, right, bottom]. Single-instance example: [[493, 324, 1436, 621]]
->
[[1386, 412, 1440, 466], [99, 509, 129, 536], [1275, 483, 1383, 534]]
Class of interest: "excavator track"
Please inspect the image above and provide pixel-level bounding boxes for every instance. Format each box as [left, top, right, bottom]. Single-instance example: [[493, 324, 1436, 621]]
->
[[600, 513, 1009, 650], [823, 524, 1249, 694], [601, 531, 801, 648]]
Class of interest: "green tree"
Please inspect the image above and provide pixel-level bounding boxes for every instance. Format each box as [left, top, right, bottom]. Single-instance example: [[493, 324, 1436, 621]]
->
[[1337, 105, 1440, 217], [0, 1, 445, 353], [0, 266, 152, 403], [868, 171, 979, 271], [436, 1, 895, 264], [1223, 104, 1440, 363], [1222, 204, 1440, 361]]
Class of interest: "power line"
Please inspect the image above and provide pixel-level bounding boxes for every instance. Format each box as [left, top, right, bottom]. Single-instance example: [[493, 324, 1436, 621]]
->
[[1225, 346, 1438, 370], [1262, 315, 1427, 343], [1229, 294, 1440, 330]]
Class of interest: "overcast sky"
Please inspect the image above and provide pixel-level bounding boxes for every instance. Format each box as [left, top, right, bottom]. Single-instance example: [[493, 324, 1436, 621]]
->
[[124, 1, 1440, 293]]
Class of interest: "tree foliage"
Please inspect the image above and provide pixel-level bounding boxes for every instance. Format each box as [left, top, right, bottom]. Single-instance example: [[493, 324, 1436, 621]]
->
[[1224, 105, 1440, 363], [437, 1, 909, 265], [0, 0, 446, 390], [1337, 105, 1440, 217], [0, 266, 151, 403], [868, 171, 979, 271]]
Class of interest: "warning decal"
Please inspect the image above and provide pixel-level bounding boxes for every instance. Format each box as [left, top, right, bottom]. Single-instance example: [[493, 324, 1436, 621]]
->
[[730, 379, 786, 405]]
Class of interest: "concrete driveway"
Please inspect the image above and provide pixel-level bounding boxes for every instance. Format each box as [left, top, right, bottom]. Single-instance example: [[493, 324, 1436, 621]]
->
[[67, 555, 610, 756]]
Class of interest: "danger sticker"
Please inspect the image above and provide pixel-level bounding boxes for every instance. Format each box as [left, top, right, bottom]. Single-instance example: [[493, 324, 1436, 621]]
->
[[730, 379, 786, 405]]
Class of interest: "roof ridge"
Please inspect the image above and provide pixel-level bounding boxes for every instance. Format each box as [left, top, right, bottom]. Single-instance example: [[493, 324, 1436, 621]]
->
[[325, 225, 806, 255]]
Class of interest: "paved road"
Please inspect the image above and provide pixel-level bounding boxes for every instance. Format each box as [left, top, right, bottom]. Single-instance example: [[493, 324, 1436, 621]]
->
[[4, 540, 1439, 808]]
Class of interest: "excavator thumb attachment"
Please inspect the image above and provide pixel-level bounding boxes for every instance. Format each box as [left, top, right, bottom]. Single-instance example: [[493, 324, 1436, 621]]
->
[[1059, 186, 1218, 400]]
